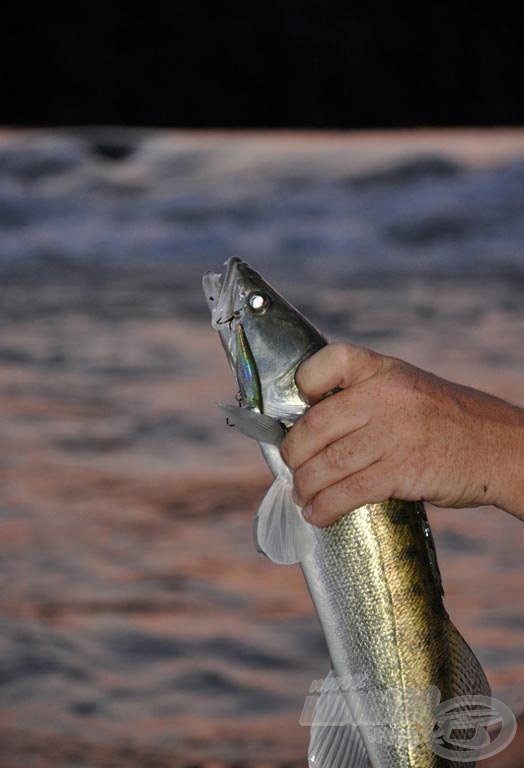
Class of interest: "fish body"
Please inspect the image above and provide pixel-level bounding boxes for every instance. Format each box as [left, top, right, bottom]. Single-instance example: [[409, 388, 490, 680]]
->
[[203, 257, 490, 767]]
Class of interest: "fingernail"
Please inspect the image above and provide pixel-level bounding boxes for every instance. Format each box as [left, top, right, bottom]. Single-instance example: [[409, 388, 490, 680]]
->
[[302, 504, 313, 521]]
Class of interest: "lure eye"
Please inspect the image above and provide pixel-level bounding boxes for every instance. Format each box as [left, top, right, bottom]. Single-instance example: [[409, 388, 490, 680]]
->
[[248, 292, 271, 314]]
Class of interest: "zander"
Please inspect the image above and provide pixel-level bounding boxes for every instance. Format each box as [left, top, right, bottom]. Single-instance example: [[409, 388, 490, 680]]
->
[[203, 257, 490, 767]]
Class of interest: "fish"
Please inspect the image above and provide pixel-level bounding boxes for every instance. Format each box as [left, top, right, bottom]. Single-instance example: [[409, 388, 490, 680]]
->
[[202, 256, 491, 767]]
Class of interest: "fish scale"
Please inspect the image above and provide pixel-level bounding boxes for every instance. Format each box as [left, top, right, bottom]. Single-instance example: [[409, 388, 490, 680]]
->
[[300, 501, 451, 766]]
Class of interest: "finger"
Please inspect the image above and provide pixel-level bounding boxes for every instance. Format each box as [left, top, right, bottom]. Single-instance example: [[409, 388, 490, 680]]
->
[[292, 426, 382, 506], [302, 462, 393, 527], [295, 342, 385, 403], [281, 388, 370, 470]]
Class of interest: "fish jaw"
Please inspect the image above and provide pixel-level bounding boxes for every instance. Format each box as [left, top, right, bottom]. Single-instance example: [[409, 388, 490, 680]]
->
[[202, 256, 243, 331], [202, 256, 243, 369], [202, 257, 327, 422]]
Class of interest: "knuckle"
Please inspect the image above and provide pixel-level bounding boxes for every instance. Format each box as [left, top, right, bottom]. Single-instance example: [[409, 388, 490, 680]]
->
[[345, 466, 388, 503], [301, 405, 325, 433], [381, 367, 415, 408], [294, 361, 310, 392], [399, 454, 426, 497], [280, 437, 294, 467], [407, 450, 426, 478], [389, 359, 422, 395], [381, 357, 404, 385], [312, 491, 347, 527], [310, 490, 329, 520], [292, 467, 308, 500], [346, 472, 371, 498], [330, 342, 352, 369], [325, 440, 348, 472]]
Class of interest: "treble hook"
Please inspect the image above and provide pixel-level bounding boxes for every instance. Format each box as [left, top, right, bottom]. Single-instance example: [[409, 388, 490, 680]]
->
[[216, 309, 241, 329], [226, 393, 244, 427]]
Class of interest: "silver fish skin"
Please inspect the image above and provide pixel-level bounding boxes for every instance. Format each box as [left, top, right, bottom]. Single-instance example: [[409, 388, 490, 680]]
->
[[203, 257, 490, 768]]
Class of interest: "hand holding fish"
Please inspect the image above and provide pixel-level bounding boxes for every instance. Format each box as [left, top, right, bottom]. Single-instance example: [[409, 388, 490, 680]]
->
[[281, 342, 524, 527]]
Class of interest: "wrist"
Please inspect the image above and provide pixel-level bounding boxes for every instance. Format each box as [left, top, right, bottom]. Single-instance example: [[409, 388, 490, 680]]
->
[[491, 403, 524, 521]]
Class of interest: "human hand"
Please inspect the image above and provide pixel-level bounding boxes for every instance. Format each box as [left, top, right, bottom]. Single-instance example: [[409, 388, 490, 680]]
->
[[280, 343, 524, 527]]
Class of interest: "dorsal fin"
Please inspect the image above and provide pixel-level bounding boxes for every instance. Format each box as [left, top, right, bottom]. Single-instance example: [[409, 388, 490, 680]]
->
[[416, 502, 444, 596]]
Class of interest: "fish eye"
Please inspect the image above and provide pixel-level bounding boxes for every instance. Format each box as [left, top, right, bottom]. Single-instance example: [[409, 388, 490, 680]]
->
[[248, 292, 271, 314]]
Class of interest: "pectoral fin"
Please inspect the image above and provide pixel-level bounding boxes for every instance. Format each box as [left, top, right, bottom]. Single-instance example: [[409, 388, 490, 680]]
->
[[254, 474, 316, 564], [308, 670, 369, 768]]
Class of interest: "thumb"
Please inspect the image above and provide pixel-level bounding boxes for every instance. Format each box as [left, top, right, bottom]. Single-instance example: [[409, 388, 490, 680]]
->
[[296, 342, 385, 402]]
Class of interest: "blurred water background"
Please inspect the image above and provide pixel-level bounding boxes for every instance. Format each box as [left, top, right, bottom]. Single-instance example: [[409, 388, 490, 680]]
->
[[0, 128, 523, 767]]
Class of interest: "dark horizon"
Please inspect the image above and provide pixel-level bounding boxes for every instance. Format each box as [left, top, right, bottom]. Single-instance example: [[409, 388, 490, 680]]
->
[[3, 6, 523, 128]]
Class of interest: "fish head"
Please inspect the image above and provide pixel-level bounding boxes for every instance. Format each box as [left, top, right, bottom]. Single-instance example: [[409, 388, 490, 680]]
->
[[202, 257, 327, 422]]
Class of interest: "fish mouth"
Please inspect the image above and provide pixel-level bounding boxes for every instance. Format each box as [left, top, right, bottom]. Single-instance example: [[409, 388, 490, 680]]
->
[[202, 256, 243, 330]]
